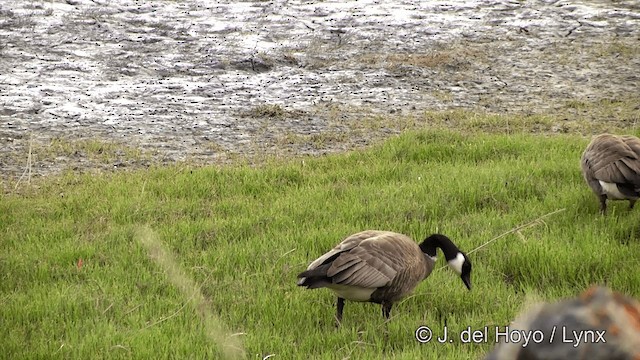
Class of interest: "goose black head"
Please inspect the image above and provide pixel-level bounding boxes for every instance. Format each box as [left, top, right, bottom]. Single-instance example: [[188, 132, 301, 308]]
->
[[420, 233, 473, 291], [449, 252, 472, 291]]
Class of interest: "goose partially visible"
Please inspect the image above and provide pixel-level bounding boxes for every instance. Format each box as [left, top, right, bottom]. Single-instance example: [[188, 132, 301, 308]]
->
[[297, 230, 472, 326], [581, 133, 640, 213]]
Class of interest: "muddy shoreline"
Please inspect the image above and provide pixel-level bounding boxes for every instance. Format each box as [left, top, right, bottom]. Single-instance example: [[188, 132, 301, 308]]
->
[[1, 0, 639, 185]]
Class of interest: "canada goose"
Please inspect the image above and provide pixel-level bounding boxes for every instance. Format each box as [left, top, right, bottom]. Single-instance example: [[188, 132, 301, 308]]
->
[[581, 133, 640, 213], [297, 230, 472, 326]]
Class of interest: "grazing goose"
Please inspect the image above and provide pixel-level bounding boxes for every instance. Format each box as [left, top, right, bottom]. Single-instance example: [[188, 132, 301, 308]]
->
[[581, 134, 640, 213], [297, 230, 472, 326]]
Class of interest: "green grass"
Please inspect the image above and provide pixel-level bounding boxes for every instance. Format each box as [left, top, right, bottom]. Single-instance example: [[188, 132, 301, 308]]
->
[[2, 129, 640, 359]]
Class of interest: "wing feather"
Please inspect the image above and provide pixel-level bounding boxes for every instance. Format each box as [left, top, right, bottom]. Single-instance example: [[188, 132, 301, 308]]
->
[[301, 231, 426, 290], [584, 134, 640, 186], [327, 233, 421, 288], [305, 231, 385, 270]]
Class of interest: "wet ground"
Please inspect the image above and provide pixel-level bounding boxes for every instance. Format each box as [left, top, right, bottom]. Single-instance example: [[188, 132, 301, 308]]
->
[[1, 0, 639, 184]]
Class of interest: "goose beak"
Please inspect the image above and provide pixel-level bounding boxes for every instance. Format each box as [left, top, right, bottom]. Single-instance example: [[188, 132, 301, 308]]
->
[[462, 274, 472, 291]]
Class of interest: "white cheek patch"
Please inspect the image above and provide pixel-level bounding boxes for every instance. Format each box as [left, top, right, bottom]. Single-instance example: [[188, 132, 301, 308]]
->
[[447, 253, 466, 275]]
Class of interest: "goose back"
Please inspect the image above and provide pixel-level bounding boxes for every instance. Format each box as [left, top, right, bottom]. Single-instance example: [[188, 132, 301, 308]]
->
[[298, 230, 433, 303]]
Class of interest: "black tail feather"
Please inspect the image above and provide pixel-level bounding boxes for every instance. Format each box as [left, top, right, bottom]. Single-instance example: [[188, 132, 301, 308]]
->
[[297, 265, 331, 288]]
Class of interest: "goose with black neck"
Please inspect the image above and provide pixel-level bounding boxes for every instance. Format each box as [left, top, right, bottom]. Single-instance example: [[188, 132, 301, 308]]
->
[[297, 230, 472, 327]]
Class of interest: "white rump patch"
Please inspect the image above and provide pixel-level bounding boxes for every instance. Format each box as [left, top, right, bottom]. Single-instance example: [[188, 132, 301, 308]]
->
[[599, 181, 627, 200], [447, 253, 466, 275], [327, 284, 375, 302]]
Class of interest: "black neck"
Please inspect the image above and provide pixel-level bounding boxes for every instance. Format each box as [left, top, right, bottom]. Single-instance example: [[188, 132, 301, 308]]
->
[[419, 234, 461, 261]]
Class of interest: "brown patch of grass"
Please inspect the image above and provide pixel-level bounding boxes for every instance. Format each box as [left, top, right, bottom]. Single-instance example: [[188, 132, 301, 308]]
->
[[277, 131, 349, 150], [386, 52, 455, 68], [45, 138, 146, 161], [593, 40, 639, 59], [241, 104, 307, 119], [357, 45, 485, 70], [1, 137, 155, 193]]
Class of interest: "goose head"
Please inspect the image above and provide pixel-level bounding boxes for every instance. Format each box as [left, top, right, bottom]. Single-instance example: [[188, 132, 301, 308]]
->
[[420, 234, 473, 290], [447, 251, 472, 290]]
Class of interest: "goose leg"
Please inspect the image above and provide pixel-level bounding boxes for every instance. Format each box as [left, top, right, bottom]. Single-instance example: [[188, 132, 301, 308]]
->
[[599, 194, 607, 214], [629, 199, 636, 210], [381, 302, 393, 320], [335, 297, 345, 328], [381, 302, 393, 341]]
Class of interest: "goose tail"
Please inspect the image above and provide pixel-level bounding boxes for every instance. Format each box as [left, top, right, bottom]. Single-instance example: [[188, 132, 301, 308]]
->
[[297, 268, 329, 288]]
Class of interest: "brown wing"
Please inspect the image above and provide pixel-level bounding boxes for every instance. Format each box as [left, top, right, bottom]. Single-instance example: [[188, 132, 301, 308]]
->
[[621, 135, 640, 157], [582, 134, 640, 185], [326, 232, 424, 289], [305, 230, 389, 271]]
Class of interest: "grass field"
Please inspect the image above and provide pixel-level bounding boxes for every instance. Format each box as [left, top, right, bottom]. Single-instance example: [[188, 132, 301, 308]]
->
[[2, 125, 640, 359]]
